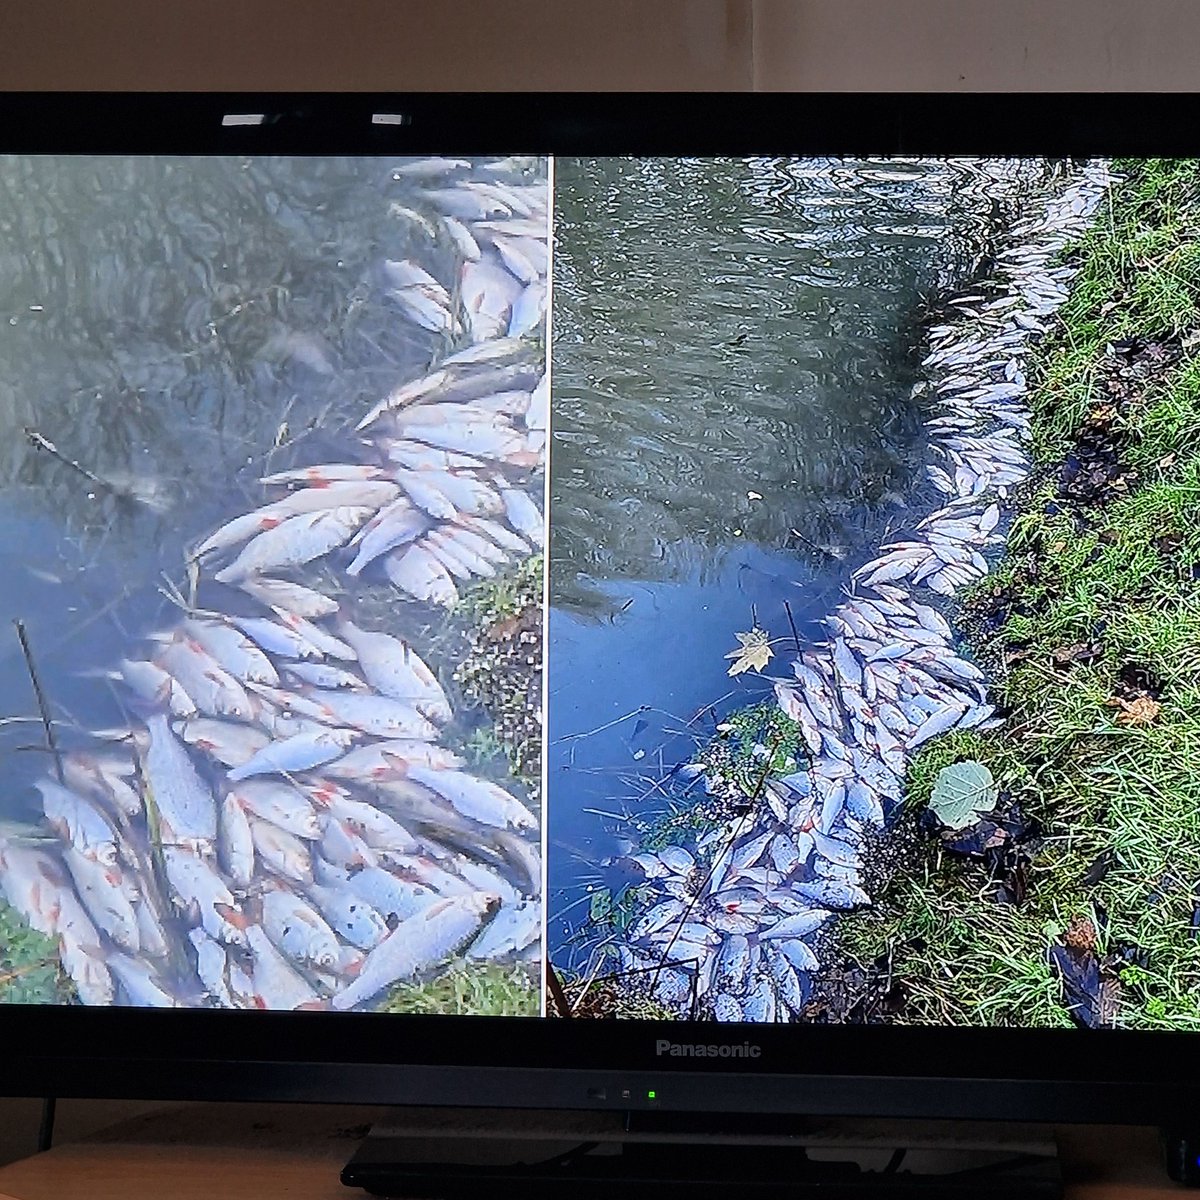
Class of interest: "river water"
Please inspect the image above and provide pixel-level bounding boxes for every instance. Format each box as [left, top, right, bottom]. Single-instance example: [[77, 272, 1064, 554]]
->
[[546, 156, 1006, 965], [0, 155, 458, 831]]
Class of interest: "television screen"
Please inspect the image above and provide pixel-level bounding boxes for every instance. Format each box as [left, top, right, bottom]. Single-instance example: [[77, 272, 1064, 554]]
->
[[1, 143, 1188, 1038]]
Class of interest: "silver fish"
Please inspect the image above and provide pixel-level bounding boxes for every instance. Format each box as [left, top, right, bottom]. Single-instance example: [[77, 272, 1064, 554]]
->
[[384, 543, 459, 606], [336, 621, 451, 722], [163, 846, 246, 946], [406, 767, 535, 832], [214, 506, 373, 582], [143, 714, 218, 847], [108, 952, 179, 1008], [332, 892, 497, 1011], [226, 727, 358, 782], [229, 780, 320, 840], [262, 886, 341, 969], [248, 818, 313, 884], [304, 880, 388, 950], [63, 846, 139, 952], [182, 619, 280, 685], [237, 575, 339, 619], [242, 923, 320, 1010], [218, 792, 255, 889]]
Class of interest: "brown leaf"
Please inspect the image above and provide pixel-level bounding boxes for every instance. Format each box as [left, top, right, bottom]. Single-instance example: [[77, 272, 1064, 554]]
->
[[1111, 695, 1162, 726], [725, 628, 773, 677]]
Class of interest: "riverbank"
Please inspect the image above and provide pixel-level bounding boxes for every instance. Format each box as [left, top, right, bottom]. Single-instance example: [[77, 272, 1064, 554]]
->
[[376, 557, 545, 1018], [837, 158, 1200, 1029]]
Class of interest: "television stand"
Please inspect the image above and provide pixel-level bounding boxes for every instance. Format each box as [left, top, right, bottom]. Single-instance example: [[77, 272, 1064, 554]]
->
[[341, 1109, 1062, 1198]]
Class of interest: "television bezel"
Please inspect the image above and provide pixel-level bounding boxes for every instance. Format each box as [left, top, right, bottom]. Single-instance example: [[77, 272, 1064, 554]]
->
[[1, 91, 1197, 1124]]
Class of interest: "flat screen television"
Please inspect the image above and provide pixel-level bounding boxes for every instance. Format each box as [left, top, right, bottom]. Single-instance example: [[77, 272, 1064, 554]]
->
[[2, 93, 1200, 1130]]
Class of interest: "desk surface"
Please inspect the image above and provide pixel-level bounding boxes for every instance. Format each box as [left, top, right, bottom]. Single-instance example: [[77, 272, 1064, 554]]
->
[[0, 1104, 1183, 1199]]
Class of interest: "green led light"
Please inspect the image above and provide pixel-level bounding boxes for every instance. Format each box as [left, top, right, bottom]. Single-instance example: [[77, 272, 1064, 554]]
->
[[647, 1090, 657, 1100]]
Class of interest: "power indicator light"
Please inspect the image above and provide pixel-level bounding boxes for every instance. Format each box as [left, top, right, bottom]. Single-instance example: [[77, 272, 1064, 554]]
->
[[647, 1090, 657, 1100]]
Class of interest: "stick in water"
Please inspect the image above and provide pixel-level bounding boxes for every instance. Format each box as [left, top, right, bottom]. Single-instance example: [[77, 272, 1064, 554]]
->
[[13, 620, 65, 784]]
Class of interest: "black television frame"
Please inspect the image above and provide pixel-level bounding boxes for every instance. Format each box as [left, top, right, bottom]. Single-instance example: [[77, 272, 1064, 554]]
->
[[2, 91, 1199, 1125]]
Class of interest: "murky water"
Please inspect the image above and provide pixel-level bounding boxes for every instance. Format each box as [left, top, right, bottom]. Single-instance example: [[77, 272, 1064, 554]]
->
[[0, 155, 452, 828], [546, 157, 1005, 962]]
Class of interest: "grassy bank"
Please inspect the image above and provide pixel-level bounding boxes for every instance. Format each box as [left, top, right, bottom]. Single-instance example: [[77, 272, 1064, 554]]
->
[[0, 900, 75, 1005], [379, 962, 539, 1016], [838, 158, 1200, 1029]]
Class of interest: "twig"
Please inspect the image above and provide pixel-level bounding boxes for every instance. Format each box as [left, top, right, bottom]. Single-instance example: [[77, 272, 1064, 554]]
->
[[14, 621, 65, 785], [783, 599, 802, 654], [545, 959, 572, 1018], [23, 428, 108, 490]]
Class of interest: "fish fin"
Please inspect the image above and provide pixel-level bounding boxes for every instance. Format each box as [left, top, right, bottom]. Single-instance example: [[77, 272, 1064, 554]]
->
[[214, 902, 252, 931]]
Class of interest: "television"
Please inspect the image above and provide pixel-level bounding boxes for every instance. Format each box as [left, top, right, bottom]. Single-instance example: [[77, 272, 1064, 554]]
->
[[3, 93, 1200, 1140]]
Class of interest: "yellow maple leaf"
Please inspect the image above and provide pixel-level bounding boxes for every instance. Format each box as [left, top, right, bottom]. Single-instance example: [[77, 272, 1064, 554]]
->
[[725, 627, 773, 676]]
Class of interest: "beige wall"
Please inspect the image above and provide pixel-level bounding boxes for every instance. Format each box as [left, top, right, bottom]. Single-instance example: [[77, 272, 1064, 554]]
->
[[0, 0, 1198, 92]]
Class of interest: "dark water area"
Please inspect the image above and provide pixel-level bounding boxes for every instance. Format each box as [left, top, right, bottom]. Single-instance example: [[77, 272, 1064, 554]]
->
[[546, 157, 1001, 963], [0, 155, 447, 829]]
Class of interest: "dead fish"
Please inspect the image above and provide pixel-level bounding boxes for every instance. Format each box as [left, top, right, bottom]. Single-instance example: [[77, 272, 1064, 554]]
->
[[336, 621, 450, 723], [346, 500, 428, 576], [298, 689, 437, 741], [218, 792, 255, 889], [62, 846, 139, 952], [229, 616, 323, 660], [143, 714, 218, 848], [269, 609, 356, 660], [156, 637, 255, 721], [248, 818, 313, 884], [304, 879, 388, 950], [262, 885, 341, 969], [907, 703, 968, 749], [108, 952, 179, 1007], [162, 845, 246, 946], [196, 481, 398, 558], [236, 575, 339, 619], [181, 619, 280, 685], [322, 740, 463, 781], [465, 898, 539, 961], [795, 878, 870, 911], [175, 718, 269, 769], [382, 259, 451, 305], [406, 767, 535, 832], [214, 506, 372, 582], [442, 215, 481, 261], [35, 779, 119, 865], [331, 892, 497, 1011], [114, 657, 197, 716], [239, 921, 320, 1010], [227, 727, 358, 781], [508, 280, 547, 338], [229, 780, 320, 839]]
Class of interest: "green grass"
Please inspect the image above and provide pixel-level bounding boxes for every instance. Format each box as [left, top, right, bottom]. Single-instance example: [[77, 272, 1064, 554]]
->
[[378, 961, 539, 1016], [0, 899, 75, 1005], [838, 158, 1200, 1029]]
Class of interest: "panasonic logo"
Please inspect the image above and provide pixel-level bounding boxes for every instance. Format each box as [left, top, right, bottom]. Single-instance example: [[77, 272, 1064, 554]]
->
[[655, 1039, 762, 1059]]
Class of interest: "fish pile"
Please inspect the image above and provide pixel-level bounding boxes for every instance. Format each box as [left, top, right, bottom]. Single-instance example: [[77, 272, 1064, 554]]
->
[[0, 155, 549, 1011], [614, 160, 1115, 1022]]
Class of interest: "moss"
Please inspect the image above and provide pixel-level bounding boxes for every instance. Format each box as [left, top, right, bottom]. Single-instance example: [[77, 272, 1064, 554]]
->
[[836, 158, 1200, 1029], [0, 899, 76, 1005], [378, 961, 539, 1016]]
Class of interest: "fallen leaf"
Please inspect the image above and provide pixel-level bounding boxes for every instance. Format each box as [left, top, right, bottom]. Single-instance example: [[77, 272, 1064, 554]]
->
[[1110, 695, 1161, 726], [725, 627, 773, 676]]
